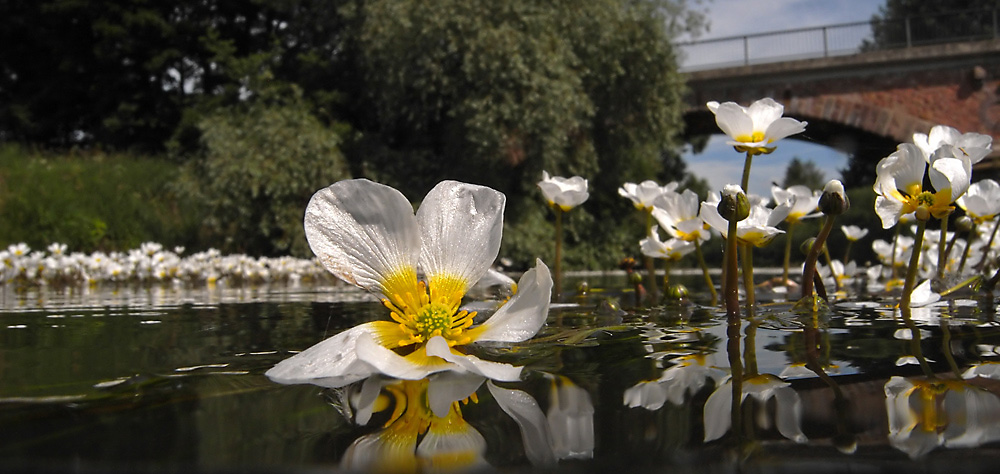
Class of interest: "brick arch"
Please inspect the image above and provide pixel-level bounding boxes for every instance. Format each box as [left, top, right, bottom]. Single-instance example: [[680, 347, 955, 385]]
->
[[784, 96, 936, 145]]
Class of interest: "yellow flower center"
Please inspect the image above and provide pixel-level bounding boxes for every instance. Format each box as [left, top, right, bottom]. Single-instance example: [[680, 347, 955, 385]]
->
[[381, 269, 476, 348]]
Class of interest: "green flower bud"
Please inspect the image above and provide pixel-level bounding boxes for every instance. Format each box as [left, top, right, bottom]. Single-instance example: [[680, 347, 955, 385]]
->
[[800, 237, 825, 256], [915, 206, 931, 221], [818, 180, 850, 216], [718, 184, 750, 221], [628, 272, 643, 285], [955, 215, 974, 233], [667, 283, 689, 299]]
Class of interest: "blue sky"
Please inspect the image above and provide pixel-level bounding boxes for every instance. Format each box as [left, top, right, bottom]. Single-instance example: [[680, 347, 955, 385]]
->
[[680, 0, 884, 196]]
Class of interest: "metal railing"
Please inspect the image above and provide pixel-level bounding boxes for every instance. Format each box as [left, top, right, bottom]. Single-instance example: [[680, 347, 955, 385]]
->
[[677, 8, 1000, 72]]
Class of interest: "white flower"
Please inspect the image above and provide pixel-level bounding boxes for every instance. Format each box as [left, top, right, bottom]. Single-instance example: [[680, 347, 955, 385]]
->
[[538, 171, 589, 211], [651, 189, 711, 243], [885, 376, 1000, 459], [874, 143, 971, 228], [913, 124, 993, 165], [700, 197, 789, 247], [703, 373, 807, 443], [957, 179, 1000, 224], [619, 180, 677, 211], [266, 179, 553, 388], [624, 355, 725, 410], [841, 225, 869, 242], [771, 184, 820, 223], [706, 97, 807, 155], [639, 226, 696, 261]]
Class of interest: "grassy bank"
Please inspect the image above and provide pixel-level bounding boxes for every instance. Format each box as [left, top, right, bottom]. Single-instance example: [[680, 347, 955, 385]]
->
[[0, 146, 198, 253]]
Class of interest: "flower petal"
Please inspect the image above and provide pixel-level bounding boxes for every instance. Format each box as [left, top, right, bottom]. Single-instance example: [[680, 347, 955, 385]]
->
[[356, 333, 455, 380], [465, 259, 552, 343], [488, 381, 557, 467], [265, 321, 394, 388], [418, 181, 505, 296], [426, 372, 486, 418], [304, 179, 420, 297], [703, 380, 733, 442], [425, 336, 523, 381], [713, 102, 753, 140]]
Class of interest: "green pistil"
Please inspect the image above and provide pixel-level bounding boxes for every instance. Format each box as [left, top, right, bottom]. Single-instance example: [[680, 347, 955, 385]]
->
[[414, 303, 453, 340]]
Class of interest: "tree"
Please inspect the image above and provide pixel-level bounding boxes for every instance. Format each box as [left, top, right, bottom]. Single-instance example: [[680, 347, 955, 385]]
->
[[782, 158, 826, 190], [864, 0, 1000, 50], [345, 0, 704, 268]]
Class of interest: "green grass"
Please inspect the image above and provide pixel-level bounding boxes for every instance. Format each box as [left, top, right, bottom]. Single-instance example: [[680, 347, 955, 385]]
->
[[0, 146, 198, 253]]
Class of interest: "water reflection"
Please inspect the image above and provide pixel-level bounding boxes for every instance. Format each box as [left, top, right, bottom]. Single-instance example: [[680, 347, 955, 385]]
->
[[6, 282, 1000, 470]]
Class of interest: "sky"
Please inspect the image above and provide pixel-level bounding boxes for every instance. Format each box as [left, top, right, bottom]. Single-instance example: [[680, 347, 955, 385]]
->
[[680, 0, 885, 197]]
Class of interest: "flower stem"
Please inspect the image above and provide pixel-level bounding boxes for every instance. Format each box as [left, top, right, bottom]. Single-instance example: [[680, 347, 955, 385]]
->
[[662, 259, 672, 295], [695, 240, 718, 306], [890, 225, 901, 280], [822, 246, 841, 293], [782, 220, 796, 286], [957, 225, 976, 273], [740, 152, 754, 192], [937, 212, 950, 280], [644, 210, 658, 303], [899, 219, 927, 311], [724, 224, 741, 319], [801, 215, 836, 300], [842, 240, 854, 267], [554, 207, 563, 301], [975, 216, 1000, 271], [741, 242, 755, 315]]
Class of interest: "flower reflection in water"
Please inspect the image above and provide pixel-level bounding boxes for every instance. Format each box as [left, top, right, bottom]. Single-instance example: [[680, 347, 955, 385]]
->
[[623, 354, 726, 410], [703, 373, 808, 444], [884, 376, 1000, 459], [331, 372, 596, 472]]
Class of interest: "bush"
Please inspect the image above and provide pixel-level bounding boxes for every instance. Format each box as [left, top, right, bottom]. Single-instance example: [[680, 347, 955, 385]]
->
[[174, 88, 351, 257]]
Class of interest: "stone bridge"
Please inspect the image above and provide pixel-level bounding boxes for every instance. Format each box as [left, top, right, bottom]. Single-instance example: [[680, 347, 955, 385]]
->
[[682, 39, 1000, 174]]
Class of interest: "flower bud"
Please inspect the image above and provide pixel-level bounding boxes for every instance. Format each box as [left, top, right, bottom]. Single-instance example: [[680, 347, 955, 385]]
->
[[628, 272, 643, 286], [718, 184, 750, 221], [667, 283, 689, 299], [954, 215, 974, 233], [915, 206, 930, 221], [818, 180, 850, 216]]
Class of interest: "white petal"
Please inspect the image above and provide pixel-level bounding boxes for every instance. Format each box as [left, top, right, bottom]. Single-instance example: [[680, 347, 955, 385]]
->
[[471, 259, 552, 343], [427, 372, 486, 418], [425, 336, 523, 381], [929, 156, 971, 203], [265, 323, 381, 388], [764, 117, 807, 142], [488, 381, 557, 467], [703, 381, 733, 442], [304, 179, 420, 296], [747, 97, 784, 129], [875, 195, 904, 229], [356, 333, 450, 380], [773, 386, 808, 443], [714, 102, 753, 140], [418, 180, 505, 294]]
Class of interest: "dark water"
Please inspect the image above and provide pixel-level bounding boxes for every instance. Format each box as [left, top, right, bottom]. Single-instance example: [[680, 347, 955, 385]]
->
[[3, 277, 1000, 473]]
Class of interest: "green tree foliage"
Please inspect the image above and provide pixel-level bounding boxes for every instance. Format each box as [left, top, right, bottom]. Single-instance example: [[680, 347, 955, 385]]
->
[[782, 157, 826, 190], [864, 0, 1000, 50], [0, 0, 351, 152], [175, 80, 351, 257], [348, 0, 700, 268]]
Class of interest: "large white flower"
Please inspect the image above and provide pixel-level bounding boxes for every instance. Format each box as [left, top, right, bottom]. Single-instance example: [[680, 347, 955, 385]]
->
[[266, 179, 552, 388], [874, 143, 971, 228], [538, 171, 589, 211], [706, 97, 807, 155]]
